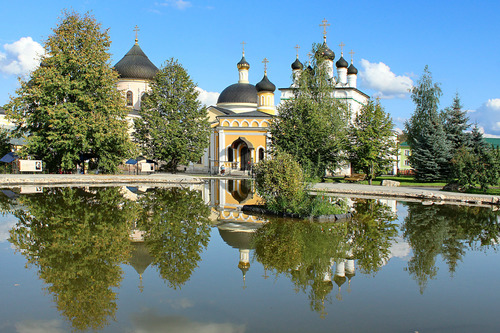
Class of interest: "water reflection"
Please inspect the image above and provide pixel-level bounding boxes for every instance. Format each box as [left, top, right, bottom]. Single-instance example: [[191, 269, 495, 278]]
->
[[402, 202, 500, 293], [2, 182, 500, 331], [8, 187, 132, 331]]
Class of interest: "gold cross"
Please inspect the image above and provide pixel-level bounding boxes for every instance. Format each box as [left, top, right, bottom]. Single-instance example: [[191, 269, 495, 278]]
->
[[134, 25, 140, 44], [241, 41, 246, 55], [339, 42, 345, 55], [319, 18, 330, 37], [262, 57, 269, 73], [349, 49, 355, 63], [294, 44, 300, 58]]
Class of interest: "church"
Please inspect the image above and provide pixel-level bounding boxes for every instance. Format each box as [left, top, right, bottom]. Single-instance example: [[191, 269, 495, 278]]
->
[[113, 20, 370, 175]]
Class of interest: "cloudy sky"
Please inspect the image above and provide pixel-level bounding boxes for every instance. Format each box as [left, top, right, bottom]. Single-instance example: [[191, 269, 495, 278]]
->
[[1, 0, 500, 135]]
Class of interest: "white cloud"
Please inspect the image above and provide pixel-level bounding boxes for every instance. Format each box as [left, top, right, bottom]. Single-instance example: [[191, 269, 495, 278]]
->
[[15, 319, 65, 333], [0, 214, 17, 243], [359, 59, 413, 99], [196, 87, 219, 106], [158, 0, 192, 10], [0, 37, 43, 76], [389, 236, 411, 260], [469, 99, 500, 136], [131, 310, 246, 333]]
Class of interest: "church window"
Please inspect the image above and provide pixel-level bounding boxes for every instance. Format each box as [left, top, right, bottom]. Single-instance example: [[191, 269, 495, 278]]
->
[[404, 159, 410, 166], [404, 150, 410, 156], [259, 148, 265, 161], [126, 91, 133, 106], [227, 147, 234, 162]]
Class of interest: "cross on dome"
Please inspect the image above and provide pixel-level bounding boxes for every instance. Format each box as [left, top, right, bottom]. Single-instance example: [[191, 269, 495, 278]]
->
[[241, 41, 247, 56], [134, 25, 140, 44], [339, 42, 345, 56], [349, 49, 355, 63], [319, 18, 330, 40], [262, 57, 269, 74], [294, 44, 300, 58]]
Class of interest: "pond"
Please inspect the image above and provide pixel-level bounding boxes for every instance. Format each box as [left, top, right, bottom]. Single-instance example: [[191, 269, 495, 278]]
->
[[0, 180, 499, 332]]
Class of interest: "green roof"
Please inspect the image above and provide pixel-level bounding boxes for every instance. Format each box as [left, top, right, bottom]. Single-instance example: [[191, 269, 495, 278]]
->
[[484, 138, 500, 148]]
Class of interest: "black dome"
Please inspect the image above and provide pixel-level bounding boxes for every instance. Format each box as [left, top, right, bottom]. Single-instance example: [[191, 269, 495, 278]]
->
[[256, 74, 276, 92], [336, 56, 348, 68], [114, 44, 158, 80], [348, 63, 358, 75], [237, 56, 250, 69], [217, 83, 258, 104], [316, 42, 335, 61], [291, 58, 303, 70]]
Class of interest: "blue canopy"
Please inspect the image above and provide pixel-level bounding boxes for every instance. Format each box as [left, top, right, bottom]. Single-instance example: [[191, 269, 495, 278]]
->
[[0, 152, 18, 163], [125, 158, 138, 165]]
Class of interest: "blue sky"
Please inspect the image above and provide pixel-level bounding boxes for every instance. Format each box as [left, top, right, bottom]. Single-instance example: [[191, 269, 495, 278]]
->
[[1, 0, 500, 136]]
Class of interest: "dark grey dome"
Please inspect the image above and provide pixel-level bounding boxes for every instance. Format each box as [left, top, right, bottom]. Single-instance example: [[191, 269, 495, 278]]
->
[[218, 228, 255, 249], [336, 56, 348, 68], [114, 43, 158, 80], [256, 74, 276, 92], [237, 56, 250, 69], [217, 83, 258, 104], [316, 42, 335, 61], [291, 58, 303, 70], [348, 63, 358, 75]]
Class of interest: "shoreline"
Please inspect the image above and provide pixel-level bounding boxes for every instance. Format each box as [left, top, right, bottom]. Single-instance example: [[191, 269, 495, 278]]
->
[[0, 173, 498, 206]]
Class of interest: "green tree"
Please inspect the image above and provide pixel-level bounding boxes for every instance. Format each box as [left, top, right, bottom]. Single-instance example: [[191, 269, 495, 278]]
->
[[134, 58, 210, 172], [5, 11, 134, 173], [442, 93, 470, 151], [348, 100, 396, 184], [404, 66, 451, 181], [270, 45, 349, 178]]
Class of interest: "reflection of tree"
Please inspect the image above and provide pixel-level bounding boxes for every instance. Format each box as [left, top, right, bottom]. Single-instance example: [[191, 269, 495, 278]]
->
[[137, 187, 211, 289], [8, 187, 132, 331], [253, 218, 349, 316], [253, 200, 399, 316], [349, 199, 398, 275], [402, 202, 500, 293]]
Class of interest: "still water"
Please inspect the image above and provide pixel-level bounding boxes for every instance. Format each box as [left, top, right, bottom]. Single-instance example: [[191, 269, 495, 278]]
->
[[0, 180, 499, 332]]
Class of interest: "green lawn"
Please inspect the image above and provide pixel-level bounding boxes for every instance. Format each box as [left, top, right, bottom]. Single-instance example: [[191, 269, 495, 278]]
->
[[324, 175, 447, 187]]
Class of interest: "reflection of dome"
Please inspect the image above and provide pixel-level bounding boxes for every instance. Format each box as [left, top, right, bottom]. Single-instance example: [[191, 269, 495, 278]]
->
[[217, 83, 258, 105], [128, 242, 153, 276], [218, 228, 255, 249], [114, 43, 159, 80]]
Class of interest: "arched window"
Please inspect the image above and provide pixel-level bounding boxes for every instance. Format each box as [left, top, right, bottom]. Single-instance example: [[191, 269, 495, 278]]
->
[[126, 91, 133, 106], [259, 148, 265, 161], [227, 147, 234, 162]]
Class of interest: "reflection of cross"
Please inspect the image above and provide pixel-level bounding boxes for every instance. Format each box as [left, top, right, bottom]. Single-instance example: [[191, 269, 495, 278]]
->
[[241, 41, 246, 55], [134, 25, 140, 43], [262, 57, 269, 73], [294, 44, 300, 58], [349, 49, 355, 63], [319, 18, 330, 37], [339, 42, 345, 55]]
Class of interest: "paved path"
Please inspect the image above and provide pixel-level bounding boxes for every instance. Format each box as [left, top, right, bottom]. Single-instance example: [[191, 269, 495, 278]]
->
[[0, 173, 498, 206], [312, 182, 500, 206]]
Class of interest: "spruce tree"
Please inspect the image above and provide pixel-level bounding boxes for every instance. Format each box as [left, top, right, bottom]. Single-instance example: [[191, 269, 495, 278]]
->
[[5, 11, 133, 173], [443, 93, 470, 150], [348, 99, 396, 184], [134, 58, 210, 172], [404, 66, 451, 181], [270, 44, 349, 179]]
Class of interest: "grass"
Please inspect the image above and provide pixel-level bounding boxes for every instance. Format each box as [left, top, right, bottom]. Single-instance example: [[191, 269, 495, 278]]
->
[[324, 175, 447, 187]]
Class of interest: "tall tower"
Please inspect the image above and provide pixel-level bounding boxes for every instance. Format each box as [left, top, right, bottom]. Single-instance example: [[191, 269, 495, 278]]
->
[[316, 18, 335, 82], [238, 41, 250, 83], [336, 42, 348, 85]]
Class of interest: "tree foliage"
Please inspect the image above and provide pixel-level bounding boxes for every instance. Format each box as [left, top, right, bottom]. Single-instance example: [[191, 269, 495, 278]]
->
[[405, 66, 452, 181], [442, 93, 470, 151], [5, 11, 133, 173], [270, 45, 349, 178], [348, 99, 396, 184], [134, 58, 210, 172]]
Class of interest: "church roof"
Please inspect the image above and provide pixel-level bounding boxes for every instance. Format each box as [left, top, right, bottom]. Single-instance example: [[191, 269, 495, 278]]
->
[[316, 41, 335, 61], [114, 43, 159, 80], [348, 63, 358, 75], [336, 56, 348, 68], [291, 58, 303, 70], [217, 83, 258, 105], [256, 74, 276, 92], [237, 56, 250, 69], [218, 110, 271, 118]]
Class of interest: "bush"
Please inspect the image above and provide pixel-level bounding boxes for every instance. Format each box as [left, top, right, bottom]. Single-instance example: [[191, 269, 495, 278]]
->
[[254, 151, 347, 217]]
